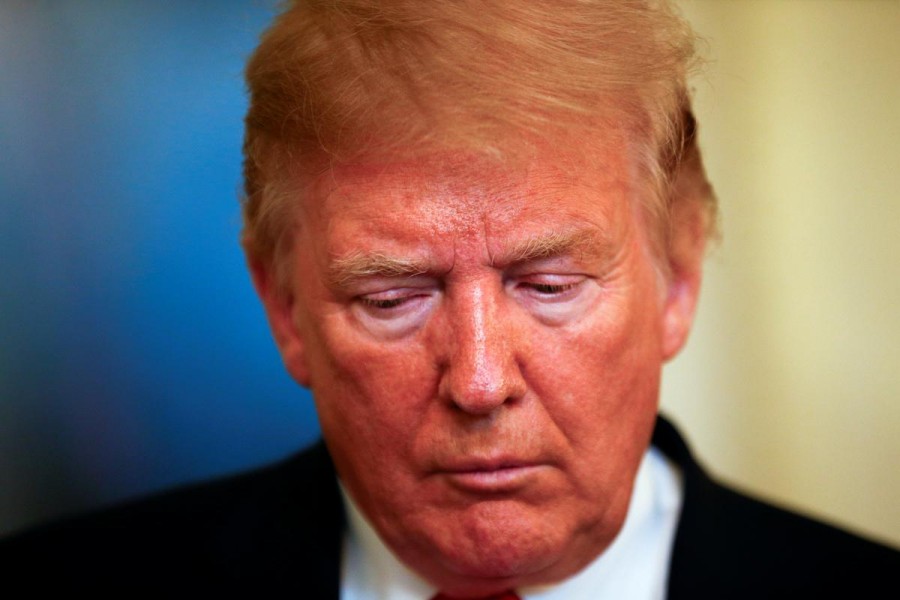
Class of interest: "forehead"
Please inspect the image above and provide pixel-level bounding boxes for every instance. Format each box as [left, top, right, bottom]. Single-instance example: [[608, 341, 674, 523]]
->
[[300, 140, 639, 250]]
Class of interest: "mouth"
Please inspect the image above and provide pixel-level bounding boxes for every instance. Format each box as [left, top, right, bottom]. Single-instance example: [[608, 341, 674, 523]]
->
[[437, 459, 547, 494]]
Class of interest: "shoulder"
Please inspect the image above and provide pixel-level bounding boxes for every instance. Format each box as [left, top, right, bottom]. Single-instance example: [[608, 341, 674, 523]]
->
[[653, 416, 900, 599], [0, 442, 344, 594]]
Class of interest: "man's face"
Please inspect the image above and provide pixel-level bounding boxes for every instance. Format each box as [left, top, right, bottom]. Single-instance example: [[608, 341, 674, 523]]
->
[[256, 139, 700, 595]]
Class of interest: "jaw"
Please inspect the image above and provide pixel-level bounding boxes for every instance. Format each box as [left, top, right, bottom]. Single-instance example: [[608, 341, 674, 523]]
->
[[358, 475, 634, 596]]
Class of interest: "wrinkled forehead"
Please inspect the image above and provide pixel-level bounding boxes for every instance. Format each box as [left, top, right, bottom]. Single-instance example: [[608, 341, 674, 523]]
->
[[287, 139, 654, 287], [298, 129, 641, 224]]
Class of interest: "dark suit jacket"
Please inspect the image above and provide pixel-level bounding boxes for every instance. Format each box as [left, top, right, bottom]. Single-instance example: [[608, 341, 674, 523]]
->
[[2, 416, 897, 597]]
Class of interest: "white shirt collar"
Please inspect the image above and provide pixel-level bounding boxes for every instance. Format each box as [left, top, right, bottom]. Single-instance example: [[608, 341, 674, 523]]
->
[[340, 446, 683, 600]]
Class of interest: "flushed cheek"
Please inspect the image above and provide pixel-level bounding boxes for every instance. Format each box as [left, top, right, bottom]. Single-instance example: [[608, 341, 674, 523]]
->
[[531, 315, 642, 400], [322, 352, 431, 421], [527, 303, 660, 460], [307, 321, 438, 445], [310, 339, 440, 523]]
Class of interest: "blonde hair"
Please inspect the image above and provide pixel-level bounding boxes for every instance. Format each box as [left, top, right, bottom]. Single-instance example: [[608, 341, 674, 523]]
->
[[242, 0, 716, 275]]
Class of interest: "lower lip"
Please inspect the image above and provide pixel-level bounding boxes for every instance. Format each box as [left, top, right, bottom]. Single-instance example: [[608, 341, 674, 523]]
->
[[443, 465, 545, 493]]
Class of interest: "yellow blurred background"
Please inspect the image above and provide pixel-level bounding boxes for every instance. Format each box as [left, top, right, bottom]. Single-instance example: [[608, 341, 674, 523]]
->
[[663, 0, 900, 547]]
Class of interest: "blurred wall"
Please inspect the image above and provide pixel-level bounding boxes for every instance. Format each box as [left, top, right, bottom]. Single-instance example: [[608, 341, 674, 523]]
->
[[1, 1, 898, 549], [0, 1, 320, 536], [662, 0, 900, 547]]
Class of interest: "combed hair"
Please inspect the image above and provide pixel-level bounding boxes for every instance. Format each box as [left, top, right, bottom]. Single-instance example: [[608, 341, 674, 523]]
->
[[242, 0, 717, 275]]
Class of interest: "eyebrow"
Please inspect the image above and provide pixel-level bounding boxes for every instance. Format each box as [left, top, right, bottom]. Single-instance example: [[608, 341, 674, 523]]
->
[[493, 228, 610, 267], [328, 252, 429, 287], [328, 228, 610, 287]]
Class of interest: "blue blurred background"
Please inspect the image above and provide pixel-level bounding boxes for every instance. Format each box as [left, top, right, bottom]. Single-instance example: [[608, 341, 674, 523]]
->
[[0, 1, 321, 536]]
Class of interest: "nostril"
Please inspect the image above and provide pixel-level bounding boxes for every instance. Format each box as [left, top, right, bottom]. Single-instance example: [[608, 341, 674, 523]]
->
[[440, 348, 526, 415]]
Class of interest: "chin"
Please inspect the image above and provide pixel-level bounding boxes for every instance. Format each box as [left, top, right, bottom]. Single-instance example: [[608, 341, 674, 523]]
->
[[406, 499, 596, 593]]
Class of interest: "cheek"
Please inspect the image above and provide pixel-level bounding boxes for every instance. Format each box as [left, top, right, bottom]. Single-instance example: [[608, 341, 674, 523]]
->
[[304, 316, 438, 443], [534, 293, 661, 406], [525, 268, 664, 472]]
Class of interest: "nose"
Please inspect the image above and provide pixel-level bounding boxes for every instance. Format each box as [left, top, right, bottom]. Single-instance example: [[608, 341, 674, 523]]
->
[[436, 283, 527, 415]]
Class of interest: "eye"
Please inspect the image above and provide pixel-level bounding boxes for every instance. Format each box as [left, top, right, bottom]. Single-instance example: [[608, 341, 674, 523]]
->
[[528, 282, 579, 295], [352, 287, 435, 338], [355, 288, 433, 318], [359, 296, 408, 310], [512, 275, 596, 325], [516, 276, 585, 302]]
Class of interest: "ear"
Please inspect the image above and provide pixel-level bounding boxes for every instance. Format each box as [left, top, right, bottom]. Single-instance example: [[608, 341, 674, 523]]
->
[[659, 109, 716, 361], [660, 198, 708, 361], [248, 254, 312, 387]]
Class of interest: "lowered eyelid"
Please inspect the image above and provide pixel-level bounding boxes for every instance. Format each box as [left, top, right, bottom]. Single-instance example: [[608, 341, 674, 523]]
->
[[345, 277, 439, 300]]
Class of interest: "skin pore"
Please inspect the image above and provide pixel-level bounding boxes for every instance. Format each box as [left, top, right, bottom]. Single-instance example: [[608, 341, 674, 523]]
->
[[252, 140, 703, 597]]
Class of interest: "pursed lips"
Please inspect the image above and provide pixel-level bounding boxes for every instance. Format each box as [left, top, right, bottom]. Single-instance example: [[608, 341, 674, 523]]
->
[[433, 455, 550, 494]]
